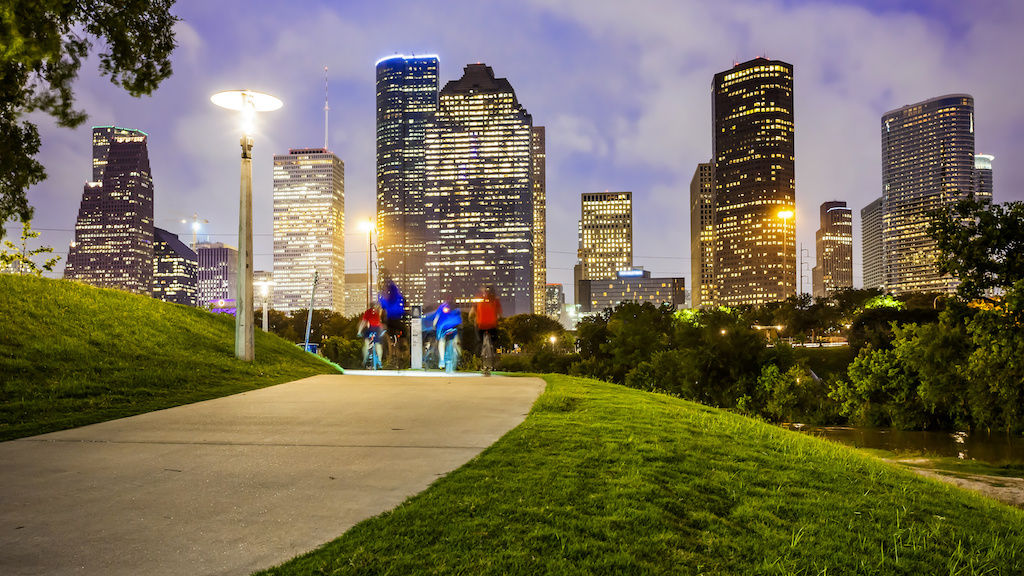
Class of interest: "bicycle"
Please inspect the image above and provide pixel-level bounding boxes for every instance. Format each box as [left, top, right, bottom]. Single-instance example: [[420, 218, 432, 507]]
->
[[439, 327, 459, 373], [481, 331, 494, 376], [365, 330, 385, 370], [423, 333, 438, 371]]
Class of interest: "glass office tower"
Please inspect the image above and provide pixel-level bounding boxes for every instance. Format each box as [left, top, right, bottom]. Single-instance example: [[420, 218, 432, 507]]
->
[[712, 58, 796, 306], [881, 94, 975, 294], [423, 63, 535, 315], [375, 55, 440, 307]]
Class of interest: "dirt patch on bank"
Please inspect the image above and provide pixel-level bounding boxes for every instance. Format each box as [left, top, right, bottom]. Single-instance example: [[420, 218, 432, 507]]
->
[[907, 466, 1024, 509]]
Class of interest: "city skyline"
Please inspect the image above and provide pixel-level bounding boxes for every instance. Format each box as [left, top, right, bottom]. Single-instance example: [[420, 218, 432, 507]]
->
[[11, 0, 1024, 304]]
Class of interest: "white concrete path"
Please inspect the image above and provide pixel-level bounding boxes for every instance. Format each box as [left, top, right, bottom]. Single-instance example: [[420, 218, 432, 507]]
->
[[0, 373, 545, 576]]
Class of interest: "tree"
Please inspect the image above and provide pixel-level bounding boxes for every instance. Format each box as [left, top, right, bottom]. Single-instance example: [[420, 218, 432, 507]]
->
[[930, 198, 1024, 298], [603, 302, 676, 383], [502, 313, 564, 351], [0, 218, 60, 275], [1, 1, 178, 237]]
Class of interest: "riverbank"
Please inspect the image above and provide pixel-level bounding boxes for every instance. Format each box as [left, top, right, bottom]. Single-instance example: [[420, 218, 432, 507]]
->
[[260, 374, 1024, 575]]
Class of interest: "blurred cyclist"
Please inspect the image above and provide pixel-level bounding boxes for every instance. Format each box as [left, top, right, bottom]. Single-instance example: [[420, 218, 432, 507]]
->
[[357, 304, 383, 368], [472, 286, 502, 375], [434, 302, 462, 372]]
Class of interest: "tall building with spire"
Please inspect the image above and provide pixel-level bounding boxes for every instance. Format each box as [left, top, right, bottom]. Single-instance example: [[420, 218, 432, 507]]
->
[[423, 63, 535, 315], [65, 126, 154, 294], [882, 94, 975, 294], [712, 58, 796, 306], [689, 162, 715, 308], [375, 55, 440, 307], [811, 201, 853, 298], [531, 126, 547, 315], [272, 148, 345, 312]]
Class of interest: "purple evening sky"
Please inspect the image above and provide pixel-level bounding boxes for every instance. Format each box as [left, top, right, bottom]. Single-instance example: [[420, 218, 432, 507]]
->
[[12, 0, 1024, 301]]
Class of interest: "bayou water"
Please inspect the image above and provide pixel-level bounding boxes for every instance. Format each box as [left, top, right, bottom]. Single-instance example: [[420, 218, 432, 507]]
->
[[782, 425, 1024, 464]]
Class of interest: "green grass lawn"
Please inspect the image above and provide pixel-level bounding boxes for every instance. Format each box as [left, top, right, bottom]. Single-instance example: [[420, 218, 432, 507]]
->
[[260, 374, 1024, 575], [0, 274, 337, 441]]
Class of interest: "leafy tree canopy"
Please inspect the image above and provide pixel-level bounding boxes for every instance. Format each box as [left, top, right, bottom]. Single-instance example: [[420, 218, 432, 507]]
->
[[931, 198, 1024, 299], [0, 0, 178, 237]]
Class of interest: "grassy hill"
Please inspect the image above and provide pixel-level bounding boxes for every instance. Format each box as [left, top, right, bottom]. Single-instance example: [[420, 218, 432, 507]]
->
[[0, 274, 337, 441], [261, 374, 1024, 575]]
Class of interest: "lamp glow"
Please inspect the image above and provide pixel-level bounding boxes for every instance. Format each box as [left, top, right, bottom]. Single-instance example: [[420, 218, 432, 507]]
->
[[777, 210, 794, 220]]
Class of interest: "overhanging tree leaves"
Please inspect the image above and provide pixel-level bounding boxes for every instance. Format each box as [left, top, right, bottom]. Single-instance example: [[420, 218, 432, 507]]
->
[[930, 198, 1024, 298], [0, 0, 178, 238]]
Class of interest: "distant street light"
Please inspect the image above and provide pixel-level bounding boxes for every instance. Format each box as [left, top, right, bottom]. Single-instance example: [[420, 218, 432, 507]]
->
[[211, 89, 282, 362], [778, 209, 795, 297], [256, 280, 275, 332], [360, 219, 376, 309]]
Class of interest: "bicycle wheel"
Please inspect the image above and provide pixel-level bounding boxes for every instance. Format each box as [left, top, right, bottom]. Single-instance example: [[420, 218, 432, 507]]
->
[[481, 333, 493, 376], [444, 335, 458, 373]]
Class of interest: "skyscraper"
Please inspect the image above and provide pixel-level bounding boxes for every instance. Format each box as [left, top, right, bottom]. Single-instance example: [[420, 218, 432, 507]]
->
[[860, 196, 884, 290], [689, 162, 714, 308], [577, 192, 633, 288], [532, 126, 547, 315], [545, 283, 565, 319], [376, 55, 440, 308], [152, 227, 197, 306], [423, 63, 535, 315], [811, 201, 853, 298], [272, 148, 345, 312], [344, 272, 369, 317], [712, 58, 796, 306], [882, 94, 975, 294], [974, 154, 994, 203], [65, 126, 154, 294], [196, 242, 237, 308]]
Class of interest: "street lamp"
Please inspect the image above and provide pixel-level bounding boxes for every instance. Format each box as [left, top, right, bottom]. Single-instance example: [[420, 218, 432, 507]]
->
[[211, 89, 282, 361], [256, 280, 274, 332], [360, 219, 376, 309], [777, 209, 795, 297]]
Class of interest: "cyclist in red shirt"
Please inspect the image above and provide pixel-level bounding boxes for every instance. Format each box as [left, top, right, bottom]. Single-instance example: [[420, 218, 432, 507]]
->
[[358, 305, 383, 368], [473, 286, 502, 374]]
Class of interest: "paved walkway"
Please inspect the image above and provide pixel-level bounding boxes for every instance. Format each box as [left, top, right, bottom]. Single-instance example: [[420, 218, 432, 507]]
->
[[0, 373, 545, 575]]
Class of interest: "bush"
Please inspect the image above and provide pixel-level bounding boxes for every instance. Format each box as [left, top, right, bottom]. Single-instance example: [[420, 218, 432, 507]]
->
[[321, 337, 363, 369], [496, 353, 532, 373]]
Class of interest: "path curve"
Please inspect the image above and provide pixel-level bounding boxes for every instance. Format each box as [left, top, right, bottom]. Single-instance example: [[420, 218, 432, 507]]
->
[[0, 373, 545, 575]]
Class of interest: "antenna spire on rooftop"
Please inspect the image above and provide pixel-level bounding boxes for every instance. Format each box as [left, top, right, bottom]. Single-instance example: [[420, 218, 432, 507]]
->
[[323, 65, 329, 150]]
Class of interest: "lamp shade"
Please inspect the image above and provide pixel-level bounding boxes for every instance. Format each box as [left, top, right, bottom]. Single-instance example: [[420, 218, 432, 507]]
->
[[210, 90, 283, 112]]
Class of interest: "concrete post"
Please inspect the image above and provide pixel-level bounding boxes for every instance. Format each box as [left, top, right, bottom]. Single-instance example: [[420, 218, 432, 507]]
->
[[410, 305, 422, 369], [236, 136, 255, 362]]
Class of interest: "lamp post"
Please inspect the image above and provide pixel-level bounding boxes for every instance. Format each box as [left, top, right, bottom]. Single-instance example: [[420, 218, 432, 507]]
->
[[211, 89, 282, 362], [777, 209, 795, 298], [256, 280, 274, 332], [360, 219, 375, 309]]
